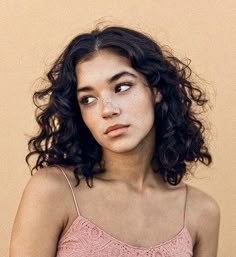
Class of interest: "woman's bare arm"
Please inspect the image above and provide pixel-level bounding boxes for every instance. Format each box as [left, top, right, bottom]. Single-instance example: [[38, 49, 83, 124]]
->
[[9, 168, 68, 257], [193, 193, 221, 257]]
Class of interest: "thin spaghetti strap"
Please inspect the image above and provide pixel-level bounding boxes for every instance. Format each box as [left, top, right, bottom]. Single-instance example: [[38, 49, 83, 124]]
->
[[183, 183, 188, 227], [56, 166, 81, 216]]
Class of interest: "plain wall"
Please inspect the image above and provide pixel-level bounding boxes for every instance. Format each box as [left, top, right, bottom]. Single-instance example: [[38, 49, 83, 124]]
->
[[1, 0, 235, 256]]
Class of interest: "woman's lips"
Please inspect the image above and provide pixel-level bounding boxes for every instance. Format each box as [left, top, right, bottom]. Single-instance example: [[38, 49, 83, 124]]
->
[[105, 124, 129, 134], [105, 125, 130, 137]]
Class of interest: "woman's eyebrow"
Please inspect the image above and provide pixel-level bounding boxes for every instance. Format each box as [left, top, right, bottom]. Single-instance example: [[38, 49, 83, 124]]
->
[[77, 71, 137, 93]]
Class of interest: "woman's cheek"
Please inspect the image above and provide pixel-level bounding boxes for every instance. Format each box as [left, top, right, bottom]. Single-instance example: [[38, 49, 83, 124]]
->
[[81, 108, 99, 131]]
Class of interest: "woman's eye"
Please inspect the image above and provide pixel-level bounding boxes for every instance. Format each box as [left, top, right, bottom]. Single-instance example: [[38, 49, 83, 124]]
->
[[79, 83, 132, 106], [79, 96, 95, 105], [115, 83, 132, 93]]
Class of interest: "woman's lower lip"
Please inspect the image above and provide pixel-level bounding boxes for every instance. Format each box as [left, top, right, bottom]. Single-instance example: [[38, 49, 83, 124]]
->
[[106, 126, 129, 137]]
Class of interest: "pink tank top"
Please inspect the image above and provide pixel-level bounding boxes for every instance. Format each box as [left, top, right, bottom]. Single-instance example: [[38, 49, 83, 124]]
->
[[56, 167, 193, 257]]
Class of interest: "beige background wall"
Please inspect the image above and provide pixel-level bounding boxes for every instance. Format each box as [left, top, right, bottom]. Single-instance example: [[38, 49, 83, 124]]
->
[[1, 1, 235, 256]]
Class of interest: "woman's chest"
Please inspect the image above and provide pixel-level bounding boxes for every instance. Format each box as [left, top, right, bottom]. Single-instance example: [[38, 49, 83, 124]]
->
[[65, 181, 197, 248]]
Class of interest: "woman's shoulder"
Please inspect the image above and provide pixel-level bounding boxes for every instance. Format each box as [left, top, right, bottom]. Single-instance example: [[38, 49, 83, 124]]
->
[[28, 165, 80, 188], [186, 183, 220, 213], [166, 181, 220, 218], [26, 166, 71, 193], [185, 183, 221, 241], [10, 166, 75, 256], [22, 166, 79, 221]]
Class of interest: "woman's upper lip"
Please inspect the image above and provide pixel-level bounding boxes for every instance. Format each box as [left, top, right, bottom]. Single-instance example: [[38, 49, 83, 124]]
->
[[105, 124, 129, 134]]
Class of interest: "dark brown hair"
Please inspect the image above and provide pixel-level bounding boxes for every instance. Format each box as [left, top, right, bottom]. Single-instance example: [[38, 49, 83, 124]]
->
[[26, 24, 212, 187]]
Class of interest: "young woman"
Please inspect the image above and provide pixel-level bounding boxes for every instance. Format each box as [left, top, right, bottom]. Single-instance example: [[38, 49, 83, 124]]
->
[[10, 25, 220, 257]]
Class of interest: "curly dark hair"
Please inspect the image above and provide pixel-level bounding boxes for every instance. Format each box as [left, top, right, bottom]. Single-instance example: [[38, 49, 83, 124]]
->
[[26, 24, 212, 188]]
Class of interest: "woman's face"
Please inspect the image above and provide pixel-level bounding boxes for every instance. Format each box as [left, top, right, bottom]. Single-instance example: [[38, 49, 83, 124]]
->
[[75, 49, 161, 153]]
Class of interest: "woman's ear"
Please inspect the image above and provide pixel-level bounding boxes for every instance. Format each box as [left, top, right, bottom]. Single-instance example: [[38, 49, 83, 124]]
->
[[153, 88, 162, 103]]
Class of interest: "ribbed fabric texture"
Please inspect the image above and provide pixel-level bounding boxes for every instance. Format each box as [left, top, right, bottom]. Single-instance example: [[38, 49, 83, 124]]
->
[[56, 167, 193, 257]]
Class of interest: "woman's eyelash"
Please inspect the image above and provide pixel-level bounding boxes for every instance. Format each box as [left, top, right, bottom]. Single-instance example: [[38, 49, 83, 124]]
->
[[79, 82, 133, 105]]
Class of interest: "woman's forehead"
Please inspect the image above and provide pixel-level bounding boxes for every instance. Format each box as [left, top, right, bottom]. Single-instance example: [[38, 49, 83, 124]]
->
[[75, 50, 143, 86], [76, 50, 131, 73]]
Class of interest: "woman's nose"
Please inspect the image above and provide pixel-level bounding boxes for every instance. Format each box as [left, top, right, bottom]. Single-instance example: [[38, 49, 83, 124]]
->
[[101, 100, 121, 118]]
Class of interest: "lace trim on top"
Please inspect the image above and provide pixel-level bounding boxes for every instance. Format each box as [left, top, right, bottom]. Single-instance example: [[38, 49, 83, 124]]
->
[[57, 214, 193, 256]]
